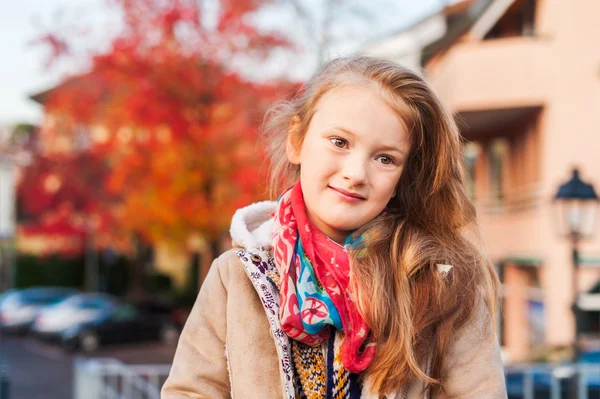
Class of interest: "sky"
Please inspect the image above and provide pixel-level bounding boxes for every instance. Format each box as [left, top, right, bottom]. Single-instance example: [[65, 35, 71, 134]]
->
[[0, 0, 119, 126], [0, 0, 445, 126]]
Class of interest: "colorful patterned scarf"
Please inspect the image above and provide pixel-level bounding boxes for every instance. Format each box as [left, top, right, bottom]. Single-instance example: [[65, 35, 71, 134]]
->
[[272, 181, 376, 373]]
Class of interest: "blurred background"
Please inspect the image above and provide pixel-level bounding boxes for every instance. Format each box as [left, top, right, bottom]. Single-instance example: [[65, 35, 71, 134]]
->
[[0, 0, 599, 398]]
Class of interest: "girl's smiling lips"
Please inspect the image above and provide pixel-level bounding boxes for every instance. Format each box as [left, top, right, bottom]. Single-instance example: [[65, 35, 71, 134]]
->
[[328, 186, 367, 202]]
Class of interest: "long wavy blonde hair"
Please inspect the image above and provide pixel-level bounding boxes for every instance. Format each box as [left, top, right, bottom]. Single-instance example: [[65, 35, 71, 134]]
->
[[260, 56, 499, 395]]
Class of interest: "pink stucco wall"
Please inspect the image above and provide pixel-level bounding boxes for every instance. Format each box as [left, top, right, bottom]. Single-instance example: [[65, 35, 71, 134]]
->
[[428, 0, 600, 361]]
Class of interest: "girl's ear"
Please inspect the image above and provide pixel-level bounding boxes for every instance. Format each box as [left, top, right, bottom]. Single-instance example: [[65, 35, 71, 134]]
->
[[286, 117, 302, 165]]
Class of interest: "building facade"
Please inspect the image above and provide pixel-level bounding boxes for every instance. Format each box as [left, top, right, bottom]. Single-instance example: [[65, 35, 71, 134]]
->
[[367, 0, 600, 363]]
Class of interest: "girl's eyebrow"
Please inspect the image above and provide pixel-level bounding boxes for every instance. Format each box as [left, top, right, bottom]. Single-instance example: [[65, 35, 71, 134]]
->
[[332, 126, 356, 137], [379, 145, 404, 155]]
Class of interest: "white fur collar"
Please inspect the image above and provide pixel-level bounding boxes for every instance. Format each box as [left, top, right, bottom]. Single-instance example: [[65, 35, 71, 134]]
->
[[229, 201, 276, 250], [229, 200, 453, 275]]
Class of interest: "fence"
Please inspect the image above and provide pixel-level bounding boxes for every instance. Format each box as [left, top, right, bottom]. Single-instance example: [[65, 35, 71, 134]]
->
[[0, 357, 9, 399], [72, 357, 600, 399], [72, 358, 171, 399], [505, 363, 600, 399]]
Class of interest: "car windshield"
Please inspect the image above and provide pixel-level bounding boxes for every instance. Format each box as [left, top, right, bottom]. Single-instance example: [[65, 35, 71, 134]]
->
[[0, 290, 15, 303], [112, 304, 138, 320], [20, 289, 76, 306], [52, 295, 116, 311], [0, 288, 77, 309], [0, 292, 20, 310]]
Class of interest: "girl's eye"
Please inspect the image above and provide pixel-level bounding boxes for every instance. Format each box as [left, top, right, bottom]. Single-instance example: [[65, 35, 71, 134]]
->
[[330, 138, 347, 148], [378, 155, 395, 165]]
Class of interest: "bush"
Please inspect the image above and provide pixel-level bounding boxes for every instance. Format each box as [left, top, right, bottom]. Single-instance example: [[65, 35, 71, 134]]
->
[[14, 251, 132, 294], [100, 253, 131, 296], [15, 254, 85, 289], [144, 273, 174, 295], [13, 251, 182, 303]]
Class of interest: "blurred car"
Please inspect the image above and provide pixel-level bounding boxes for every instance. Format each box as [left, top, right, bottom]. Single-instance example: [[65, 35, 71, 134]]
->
[[580, 349, 600, 391], [0, 287, 78, 334], [31, 293, 181, 353], [505, 349, 600, 399]]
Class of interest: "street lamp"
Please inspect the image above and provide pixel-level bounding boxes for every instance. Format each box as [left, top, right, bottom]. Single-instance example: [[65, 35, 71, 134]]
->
[[552, 167, 599, 362], [0, 154, 17, 291]]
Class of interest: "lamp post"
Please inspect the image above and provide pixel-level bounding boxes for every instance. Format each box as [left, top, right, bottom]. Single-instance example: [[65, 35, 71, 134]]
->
[[0, 154, 16, 292], [552, 167, 599, 363]]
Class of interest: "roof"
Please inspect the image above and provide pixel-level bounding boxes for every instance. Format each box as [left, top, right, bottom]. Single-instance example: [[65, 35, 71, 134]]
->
[[361, 0, 495, 67], [421, 0, 495, 65], [29, 73, 95, 105], [373, 0, 480, 43], [443, 0, 479, 16]]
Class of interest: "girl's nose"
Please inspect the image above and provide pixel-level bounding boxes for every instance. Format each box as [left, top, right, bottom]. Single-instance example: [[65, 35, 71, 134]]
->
[[342, 157, 368, 185]]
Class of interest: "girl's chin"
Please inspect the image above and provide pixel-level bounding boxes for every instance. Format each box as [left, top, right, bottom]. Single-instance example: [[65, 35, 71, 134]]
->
[[323, 220, 362, 235]]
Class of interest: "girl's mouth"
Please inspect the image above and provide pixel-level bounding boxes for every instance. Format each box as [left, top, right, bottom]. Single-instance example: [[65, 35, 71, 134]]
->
[[328, 186, 367, 202]]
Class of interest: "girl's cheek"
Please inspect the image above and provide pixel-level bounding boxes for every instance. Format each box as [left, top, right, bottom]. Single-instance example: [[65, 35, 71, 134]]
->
[[375, 173, 401, 192]]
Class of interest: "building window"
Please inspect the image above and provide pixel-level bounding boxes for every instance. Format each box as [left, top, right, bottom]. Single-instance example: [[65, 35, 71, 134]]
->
[[489, 138, 508, 204], [496, 263, 506, 347], [462, 110, 541, 212], [463, 142, 480, 200], [484, 0, 537, 40]]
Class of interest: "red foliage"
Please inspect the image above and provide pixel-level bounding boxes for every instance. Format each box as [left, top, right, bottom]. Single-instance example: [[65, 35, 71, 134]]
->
[[29, 33, 69, 68], [24, 0, 299, 252], [18, 153, 112, 217]]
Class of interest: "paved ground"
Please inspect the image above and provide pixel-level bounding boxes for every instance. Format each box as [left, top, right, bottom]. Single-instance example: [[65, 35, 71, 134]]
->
[[0, 334, 176, 399]]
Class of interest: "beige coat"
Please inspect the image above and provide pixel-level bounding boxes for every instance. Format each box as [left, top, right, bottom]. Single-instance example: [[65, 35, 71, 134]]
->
[[162, 202, 508, 399]]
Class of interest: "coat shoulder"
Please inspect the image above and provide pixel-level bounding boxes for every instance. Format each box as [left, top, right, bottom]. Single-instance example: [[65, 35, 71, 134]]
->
[[212, 248, 245, 289]]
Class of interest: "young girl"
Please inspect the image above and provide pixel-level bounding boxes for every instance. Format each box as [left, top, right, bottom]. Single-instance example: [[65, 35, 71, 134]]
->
[[162, 56, 507, 398]]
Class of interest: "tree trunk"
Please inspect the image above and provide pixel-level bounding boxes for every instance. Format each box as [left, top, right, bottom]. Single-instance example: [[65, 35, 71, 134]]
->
[[126, 233, 150, 301]]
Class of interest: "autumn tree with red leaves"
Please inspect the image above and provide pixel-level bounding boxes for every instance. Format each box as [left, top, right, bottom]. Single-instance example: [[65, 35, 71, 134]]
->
[[23, 0, 298, 290]]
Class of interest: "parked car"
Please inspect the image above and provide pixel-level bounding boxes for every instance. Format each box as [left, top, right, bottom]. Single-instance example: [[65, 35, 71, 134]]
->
[[505, 349, 600, 399], [580, 349, 600, 391], [0, 287, 78, 334], [31, 293, 181, 353]]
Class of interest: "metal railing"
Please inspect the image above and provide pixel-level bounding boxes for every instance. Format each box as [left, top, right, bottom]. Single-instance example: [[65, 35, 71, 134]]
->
[[73, 357, 600, 399], [505, 363, 600, 399], [72, 358, 171, 399], [478, 183, 544, 215], [0, 357, 9, 399]]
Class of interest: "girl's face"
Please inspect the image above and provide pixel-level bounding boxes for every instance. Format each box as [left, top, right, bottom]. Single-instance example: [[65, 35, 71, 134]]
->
[[287, 84, 411, 244]]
